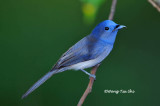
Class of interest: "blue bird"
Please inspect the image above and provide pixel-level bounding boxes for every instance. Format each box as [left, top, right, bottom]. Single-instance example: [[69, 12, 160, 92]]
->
[[22, 20, 126, 99]]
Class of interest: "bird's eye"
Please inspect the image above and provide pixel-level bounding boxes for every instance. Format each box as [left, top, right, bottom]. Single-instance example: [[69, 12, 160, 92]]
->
[[105, 27, 109, 30]]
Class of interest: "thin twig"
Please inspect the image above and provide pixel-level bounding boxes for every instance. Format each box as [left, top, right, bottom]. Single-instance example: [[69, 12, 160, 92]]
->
[[148, 0, 160, 12], [108, 0, 117, 20], [77, 64, 99, 106], [77, 0, 117, 105]]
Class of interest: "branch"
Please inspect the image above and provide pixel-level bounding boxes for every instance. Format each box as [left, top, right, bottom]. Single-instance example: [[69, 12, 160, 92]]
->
[[77, 64, 99, 106], [108, 0, 117, 20], [148, 0, 160, 12], [77, 0, 117, 106]]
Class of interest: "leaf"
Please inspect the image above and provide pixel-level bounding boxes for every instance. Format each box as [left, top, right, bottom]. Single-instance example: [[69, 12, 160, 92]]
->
[[81, 0, 106, 24]]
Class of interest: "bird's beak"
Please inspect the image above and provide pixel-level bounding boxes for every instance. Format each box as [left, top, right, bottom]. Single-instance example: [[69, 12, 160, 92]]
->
[[113, 25, 126, 31], [117, 25, 126, 30]]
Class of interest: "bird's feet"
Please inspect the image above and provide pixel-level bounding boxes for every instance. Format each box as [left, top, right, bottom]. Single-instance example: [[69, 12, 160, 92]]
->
[[80, 69, 96, 80], [89, 74, 96, 80]]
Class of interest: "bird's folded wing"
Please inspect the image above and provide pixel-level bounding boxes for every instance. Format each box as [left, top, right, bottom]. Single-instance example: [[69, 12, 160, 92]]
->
[[53, 36, 109, 69]]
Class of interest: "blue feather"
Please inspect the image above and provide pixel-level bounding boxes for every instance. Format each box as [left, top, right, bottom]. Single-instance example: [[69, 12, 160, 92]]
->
[[22, 70, 58, 99]]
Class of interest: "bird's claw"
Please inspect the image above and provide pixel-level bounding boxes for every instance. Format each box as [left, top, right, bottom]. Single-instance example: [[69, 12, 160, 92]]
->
[[89, 74, 96, 80]]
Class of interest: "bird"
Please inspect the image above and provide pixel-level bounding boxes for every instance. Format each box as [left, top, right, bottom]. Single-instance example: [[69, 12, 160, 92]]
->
[[22, 20, 126, 99]]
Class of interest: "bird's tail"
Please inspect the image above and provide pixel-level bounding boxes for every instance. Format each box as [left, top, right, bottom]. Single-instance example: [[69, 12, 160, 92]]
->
[[22, 69, 59, 99]]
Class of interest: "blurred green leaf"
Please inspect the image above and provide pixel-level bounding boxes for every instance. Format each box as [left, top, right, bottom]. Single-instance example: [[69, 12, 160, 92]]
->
[[81, 0, 106, 24]]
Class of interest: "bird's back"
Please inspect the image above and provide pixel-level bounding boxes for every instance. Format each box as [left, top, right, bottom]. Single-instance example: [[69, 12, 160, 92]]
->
[[52, 35, 113, 70]]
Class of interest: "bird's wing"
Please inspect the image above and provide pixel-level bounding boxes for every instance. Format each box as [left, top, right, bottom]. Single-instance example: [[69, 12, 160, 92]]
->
[[53, 36, 108, 69]]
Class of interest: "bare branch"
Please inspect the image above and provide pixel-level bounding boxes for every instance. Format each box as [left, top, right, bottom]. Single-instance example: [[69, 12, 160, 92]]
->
[[77, 64, 99, 106], [148, 0, 160, 12], [77, 0, 118, 105], [108, 0, 117, 20]]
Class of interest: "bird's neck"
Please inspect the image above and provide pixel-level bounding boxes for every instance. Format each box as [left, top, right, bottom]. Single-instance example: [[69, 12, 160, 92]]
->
[[88, 31, 117, 45]]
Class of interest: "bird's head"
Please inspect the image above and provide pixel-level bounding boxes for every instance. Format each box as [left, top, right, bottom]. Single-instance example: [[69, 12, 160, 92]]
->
[[90, 20, 126, 44]]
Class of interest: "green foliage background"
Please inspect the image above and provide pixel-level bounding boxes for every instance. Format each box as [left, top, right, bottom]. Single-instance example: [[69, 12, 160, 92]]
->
[[0, 0, 160, 106]]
